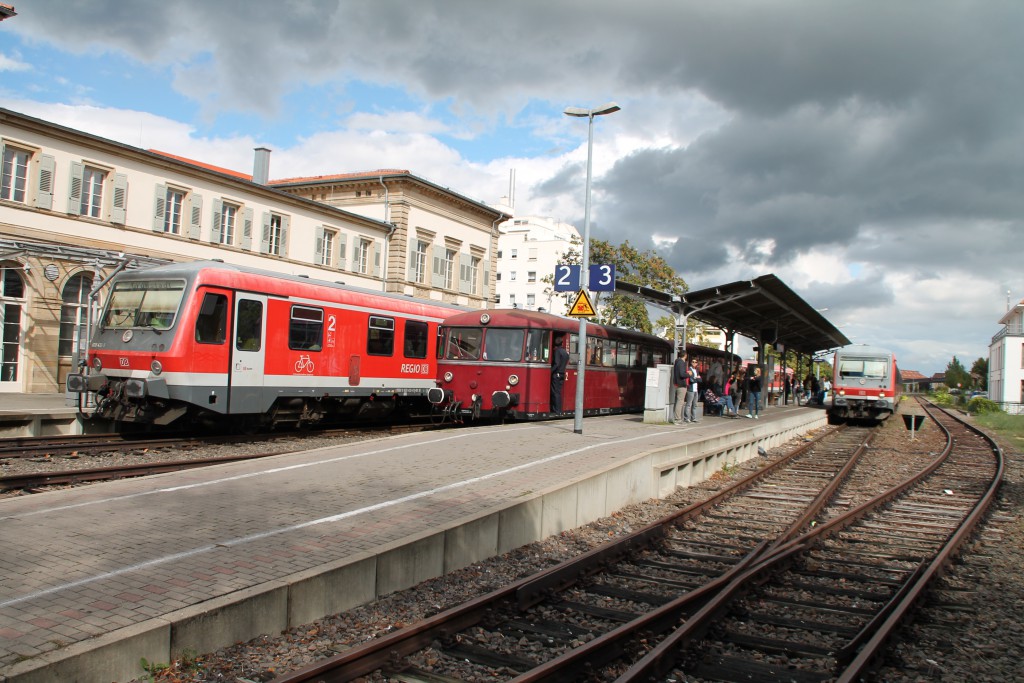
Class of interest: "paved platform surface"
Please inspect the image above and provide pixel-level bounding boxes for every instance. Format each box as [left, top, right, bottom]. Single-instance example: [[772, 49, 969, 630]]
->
[[0, 402, 824, 682], [0, 393, 77, 415]]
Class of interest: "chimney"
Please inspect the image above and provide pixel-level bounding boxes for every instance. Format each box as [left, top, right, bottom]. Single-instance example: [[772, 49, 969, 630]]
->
[[252, 147, 271, 184]]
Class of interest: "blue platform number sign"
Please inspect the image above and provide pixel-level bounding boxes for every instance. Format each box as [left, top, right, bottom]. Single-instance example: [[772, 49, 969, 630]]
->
[[589, 264, 615, 292], [553, 264, 580, 292]]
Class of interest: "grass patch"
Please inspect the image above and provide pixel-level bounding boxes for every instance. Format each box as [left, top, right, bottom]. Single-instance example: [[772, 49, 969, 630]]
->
[[974, 412, 1024, 447]]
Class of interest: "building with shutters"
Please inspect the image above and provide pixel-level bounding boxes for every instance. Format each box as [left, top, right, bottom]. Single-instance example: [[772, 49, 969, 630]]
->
[[0, 107, 506, 395]]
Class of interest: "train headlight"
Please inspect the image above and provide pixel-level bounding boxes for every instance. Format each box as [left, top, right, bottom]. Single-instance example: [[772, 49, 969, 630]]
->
[[443, 371, 453, 382], [838, 389, 845, 396], [151, 360, 163, 375], [92, 356, 102, 371], [878, 391, 886, 398], [479, 313, 491, 324], [508, 374, 520, 386]]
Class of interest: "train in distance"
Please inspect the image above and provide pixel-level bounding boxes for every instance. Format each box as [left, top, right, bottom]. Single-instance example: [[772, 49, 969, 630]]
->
[[827, 345, 902, 424]]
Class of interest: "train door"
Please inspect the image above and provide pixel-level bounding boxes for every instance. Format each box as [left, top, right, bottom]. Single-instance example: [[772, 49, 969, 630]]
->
[[563, 332, 579, 411], [229, 294, 267, 414]]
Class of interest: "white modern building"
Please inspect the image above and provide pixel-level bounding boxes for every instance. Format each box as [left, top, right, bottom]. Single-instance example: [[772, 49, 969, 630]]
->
[[989, 297, 1024, 411], [495, 215, 580, 314]]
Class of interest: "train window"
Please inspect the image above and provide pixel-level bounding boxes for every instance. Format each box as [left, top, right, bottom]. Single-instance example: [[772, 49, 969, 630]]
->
[[367, 316, 395, 356], [444, 327, 482, 360], [101, 279, 185, 330], [586, 337, 601, 366], [838, 359, 888, 379], [525, 329, 549, 362], [195, 293, 227, 345], [616, 341, 631, 368], [602, 341, 615, 367], [404, 320, 429, 359], [568, 333, 580, 365], [484, 329, 524, 362], [289, 305, 324, 351], [235, 299, 263, 352]]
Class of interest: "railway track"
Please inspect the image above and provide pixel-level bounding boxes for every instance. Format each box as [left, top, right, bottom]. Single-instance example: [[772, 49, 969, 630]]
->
[[0, 422, 440, 492], [267, 401, 1001, 682]]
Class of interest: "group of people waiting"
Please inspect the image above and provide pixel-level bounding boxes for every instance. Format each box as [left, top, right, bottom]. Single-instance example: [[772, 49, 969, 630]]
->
[[672, 351, 764, 424]]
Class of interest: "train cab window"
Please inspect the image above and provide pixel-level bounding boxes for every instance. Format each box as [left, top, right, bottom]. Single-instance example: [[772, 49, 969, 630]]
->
[[444, 327, 482, 360], [483, 329, 524, 362], [525, 329, 549, 362], [289, 305, 324, 351], [235, 299, 263, 351], [838, 359, 888, 379], [195, 293, 228, 344], [367, 316, 395, 355], [403, 320, 429, 359]]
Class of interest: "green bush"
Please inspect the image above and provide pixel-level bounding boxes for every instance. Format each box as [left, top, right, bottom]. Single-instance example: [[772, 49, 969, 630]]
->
[[967, 397, 1001, 414], [930, 391, 954, 407]]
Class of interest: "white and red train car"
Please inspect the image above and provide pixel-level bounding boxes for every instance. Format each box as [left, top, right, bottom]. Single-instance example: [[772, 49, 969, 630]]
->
[[827, 345, 902, 423], [67, 261, 461, 429], [427, 309, 675, 421]]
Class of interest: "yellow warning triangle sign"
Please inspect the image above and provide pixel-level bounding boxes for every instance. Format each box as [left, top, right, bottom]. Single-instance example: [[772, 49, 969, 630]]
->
[[567, 289, 596, 317]]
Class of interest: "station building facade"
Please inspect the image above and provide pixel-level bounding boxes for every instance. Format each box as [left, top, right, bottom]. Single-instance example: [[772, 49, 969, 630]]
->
[[989, 298, 1024, 411], [0, 108, 505, 395], [494, 215, 580, 315]]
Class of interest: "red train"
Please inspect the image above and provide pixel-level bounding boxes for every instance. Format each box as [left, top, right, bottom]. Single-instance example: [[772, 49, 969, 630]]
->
[[428, 308, 690, 421], [827, 345, 902, 423], [66, 261, 461, 430]]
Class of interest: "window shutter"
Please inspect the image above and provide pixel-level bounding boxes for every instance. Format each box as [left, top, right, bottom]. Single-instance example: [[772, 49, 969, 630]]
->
[[67, 160, 84, 215], [279, 215, 289, 258], [482, 258, 490, 288], [314, 226, 325, 263], [407, 242, 417, 281], [373, 241, 382, 278], [260, 212, 271, 253], [35, 154, 55, 210], [152, 184, 167, 231], [210, 198, 223, 243], [188, 193, 203, 239], [431, 245, 445, 287], [458, 252, 471, 294], [337, 233, 347, 270], [111, 173, 128, 224], [241, 207, 254, 250]]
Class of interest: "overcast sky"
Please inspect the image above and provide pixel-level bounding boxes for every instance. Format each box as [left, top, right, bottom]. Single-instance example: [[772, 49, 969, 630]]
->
[[2, 0, 1020, 375]]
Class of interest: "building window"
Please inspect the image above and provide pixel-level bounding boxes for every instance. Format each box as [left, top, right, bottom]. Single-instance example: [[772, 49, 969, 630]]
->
[[80, 166, 106, 218], [219, 202, 238, 245], [320, 229, 335, 267], [357, 239, 372, 274], [468, 256, 480, 295], [529, 248, 538, 261], [412, 240, 428, 284], [1, 146, 29, 203], [527, 271, 536, 283], [1, 263, 26, 383], [511, 249, 518, 259], [268, 214, 284, 256], [58, 273, 93, 357], [497, 250, 503, 259], [510, 271, 517, 281], [508, 293, 516, 307], [494, 294, 501, 304], [163, 187, 185, 234], [527, 293, 536, 307], [443, 248, 456, 289]]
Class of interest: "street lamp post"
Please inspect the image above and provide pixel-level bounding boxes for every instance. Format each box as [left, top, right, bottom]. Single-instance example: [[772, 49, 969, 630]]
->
[[564, 102, 620, 435]]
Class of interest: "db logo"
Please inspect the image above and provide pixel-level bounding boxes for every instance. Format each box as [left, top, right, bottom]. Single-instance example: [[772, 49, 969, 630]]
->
[[119, 358, 130, 367]]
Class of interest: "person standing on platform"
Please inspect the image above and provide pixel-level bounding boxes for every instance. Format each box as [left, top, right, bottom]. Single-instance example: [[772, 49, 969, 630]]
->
[[684, 358, 702, 423], [550, 334, 569, 414], [746, 367, 763, 419], [672, 349, 688, 424]]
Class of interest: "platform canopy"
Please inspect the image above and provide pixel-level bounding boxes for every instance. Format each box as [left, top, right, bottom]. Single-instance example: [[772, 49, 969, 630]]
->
[[616, 274, 850, 356]]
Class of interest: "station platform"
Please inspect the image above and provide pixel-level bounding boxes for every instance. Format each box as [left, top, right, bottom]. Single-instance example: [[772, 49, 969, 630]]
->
[[0, 393, 83, 437], [0, 404, 827, 683]]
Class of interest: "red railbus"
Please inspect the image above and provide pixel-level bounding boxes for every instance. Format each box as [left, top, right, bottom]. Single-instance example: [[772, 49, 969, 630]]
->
[[428, 309, 674, 421]]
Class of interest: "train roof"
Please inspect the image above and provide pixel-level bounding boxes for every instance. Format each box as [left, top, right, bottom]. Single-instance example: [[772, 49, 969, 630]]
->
[[111, 260, 470, 313], [442, 308, 671, 346], [833, 345, 897, 359]]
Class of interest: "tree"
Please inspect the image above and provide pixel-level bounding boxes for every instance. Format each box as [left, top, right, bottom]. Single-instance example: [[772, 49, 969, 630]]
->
[[944, 356, 971, 390], [970, 357, 988, 390], [552, 236, 688, 333]]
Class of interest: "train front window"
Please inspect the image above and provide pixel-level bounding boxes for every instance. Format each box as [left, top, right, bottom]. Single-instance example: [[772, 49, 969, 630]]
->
[[444, 327, 482, 360], [525, 329, 549, 362], [484, 329, 524, 362], [838, 359, 888, 379], [101, 279, 185, 330]]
